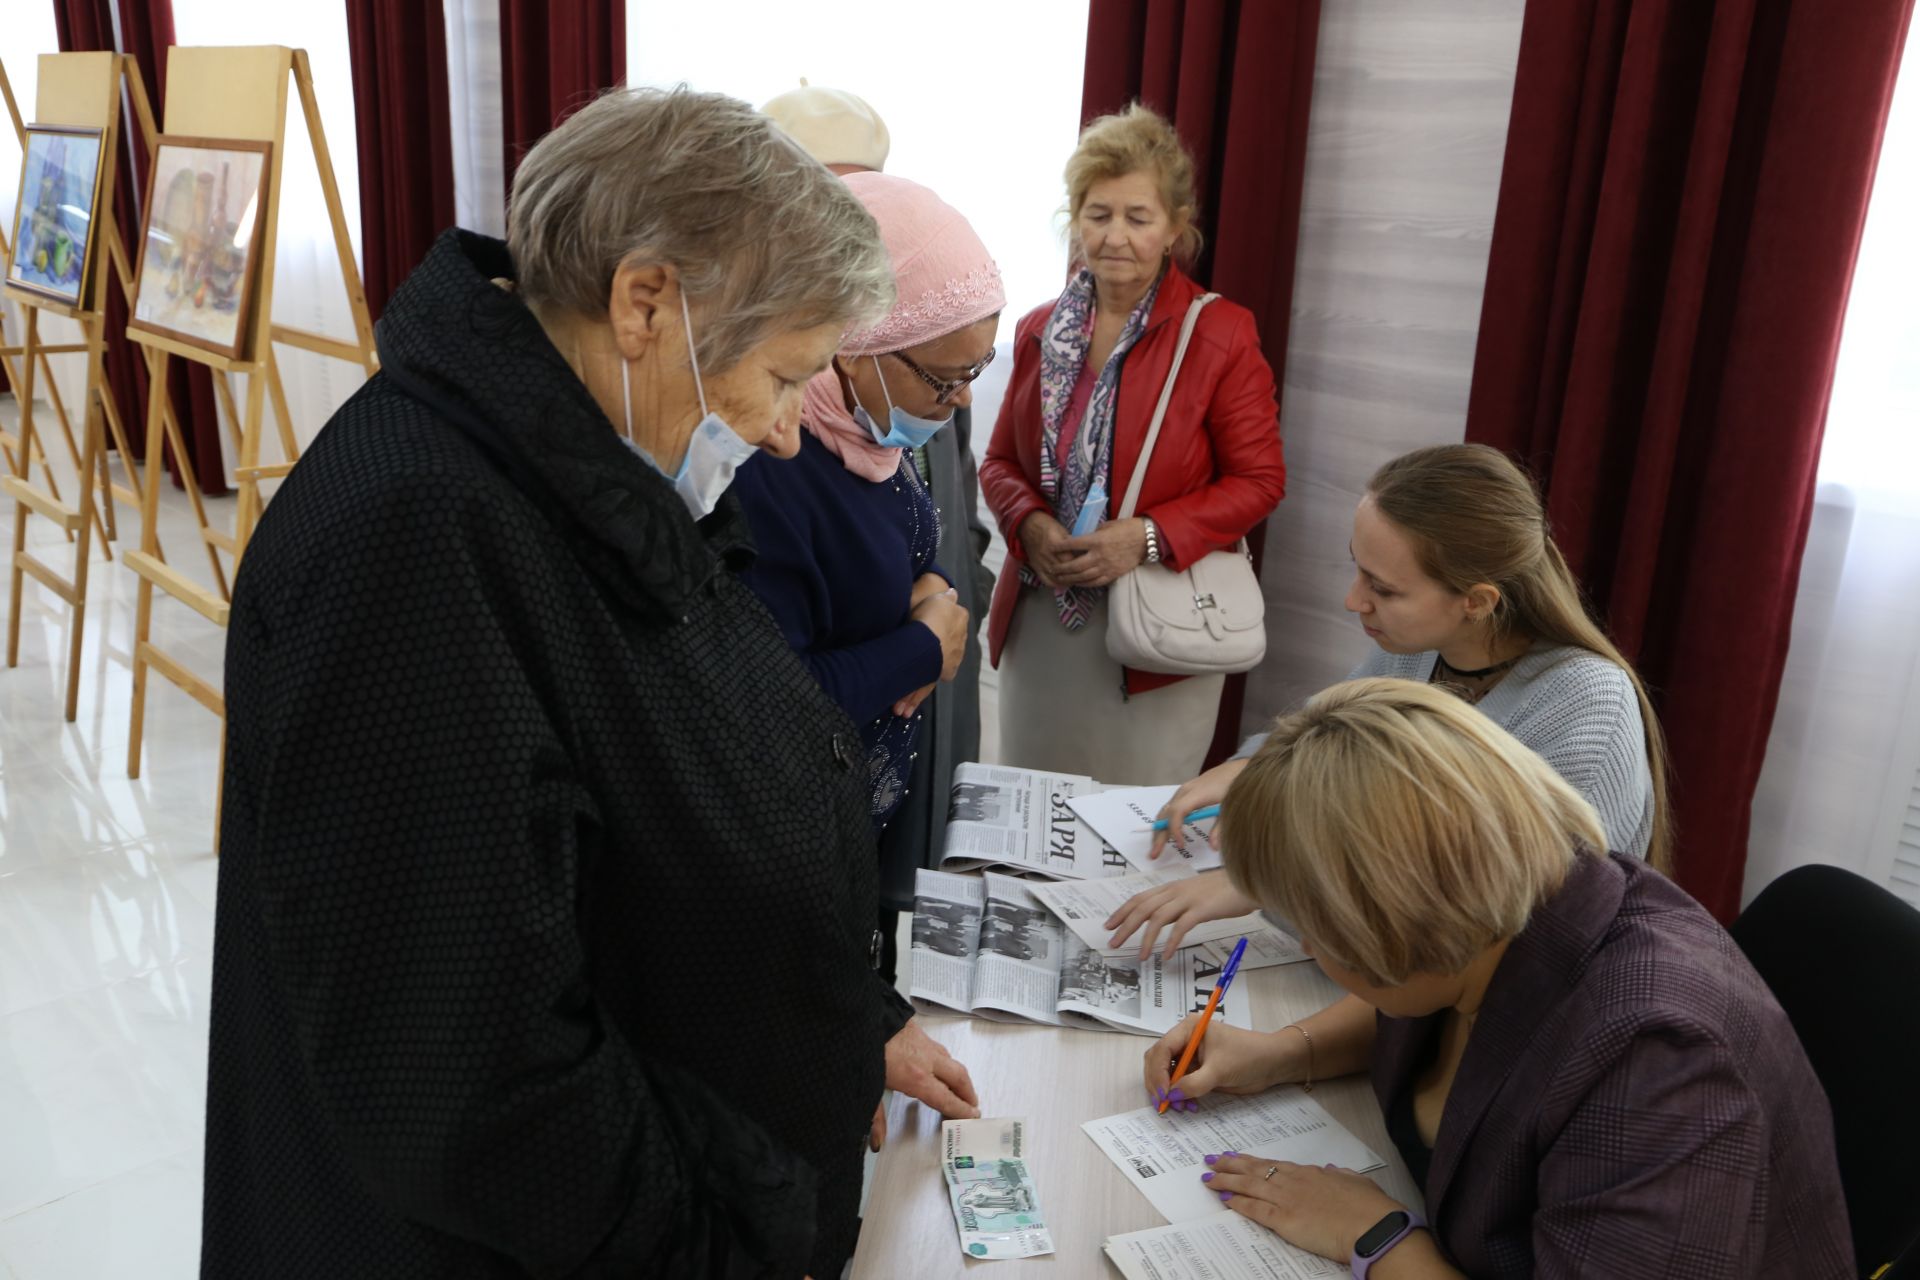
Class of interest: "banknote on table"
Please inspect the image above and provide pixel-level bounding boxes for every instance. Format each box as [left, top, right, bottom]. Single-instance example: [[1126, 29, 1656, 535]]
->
[[941, 1117, 1056, 1259]]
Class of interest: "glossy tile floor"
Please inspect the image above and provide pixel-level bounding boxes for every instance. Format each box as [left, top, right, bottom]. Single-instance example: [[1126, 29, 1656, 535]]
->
[[0, 399, 228, 1279], [0, 396, 1011, 1276]]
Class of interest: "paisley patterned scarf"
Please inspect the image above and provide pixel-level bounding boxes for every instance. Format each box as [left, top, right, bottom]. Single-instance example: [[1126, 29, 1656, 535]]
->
[[1019, 267, 1161, 628]]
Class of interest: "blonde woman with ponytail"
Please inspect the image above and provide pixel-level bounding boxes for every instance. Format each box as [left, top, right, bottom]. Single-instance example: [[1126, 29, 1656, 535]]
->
[[1106, 444, 1672, 959]]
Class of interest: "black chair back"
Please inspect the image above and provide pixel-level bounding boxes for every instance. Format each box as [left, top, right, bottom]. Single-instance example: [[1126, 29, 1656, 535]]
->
[[1732, 864, 1920, 1277]]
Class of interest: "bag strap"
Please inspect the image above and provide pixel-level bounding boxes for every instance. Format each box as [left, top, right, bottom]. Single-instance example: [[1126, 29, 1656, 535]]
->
[[1115, 292, 1219, 520]]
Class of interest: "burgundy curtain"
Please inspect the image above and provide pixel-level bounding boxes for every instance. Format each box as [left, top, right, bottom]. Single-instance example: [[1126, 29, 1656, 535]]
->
[[499, 0, 625, 194], [54, 0, 228, 494], [346, 0, 456, 321], [1464, 0, 1915, 918], [1082, 0, 1322, 766]]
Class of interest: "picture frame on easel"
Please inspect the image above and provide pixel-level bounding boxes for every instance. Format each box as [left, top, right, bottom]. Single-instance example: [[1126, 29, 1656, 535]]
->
[[128, 134, 272, 361], [5, 123, 107, 309]]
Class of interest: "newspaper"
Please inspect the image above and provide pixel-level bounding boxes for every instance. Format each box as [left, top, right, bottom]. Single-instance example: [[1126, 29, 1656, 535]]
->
[[1083, 1088, 1387, 1224], [909, 869, 1254, 1037], [1025, 869, 1308, 965], [941, 1117, 1056, 1259], [941, 763, 1129, 879], [1105, 1212, 1345, 1279], [1069, 784, 1226, 874]]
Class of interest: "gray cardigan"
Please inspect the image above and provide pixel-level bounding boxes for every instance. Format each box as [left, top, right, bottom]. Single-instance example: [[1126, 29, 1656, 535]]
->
[[1239, 646, 1655, 859]]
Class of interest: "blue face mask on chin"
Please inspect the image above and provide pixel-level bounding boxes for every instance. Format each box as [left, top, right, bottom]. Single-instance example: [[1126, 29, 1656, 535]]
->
[[850, 355, 951, 450], [618, 290, 759, 520]]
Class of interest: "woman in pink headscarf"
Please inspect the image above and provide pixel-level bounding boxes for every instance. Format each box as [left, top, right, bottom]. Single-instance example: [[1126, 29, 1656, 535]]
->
[[730, 171, 1003, 962]]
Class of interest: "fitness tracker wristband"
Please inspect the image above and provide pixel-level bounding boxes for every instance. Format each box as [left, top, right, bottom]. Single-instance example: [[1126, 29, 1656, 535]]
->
[[1350, 1208, 1426, 1278]]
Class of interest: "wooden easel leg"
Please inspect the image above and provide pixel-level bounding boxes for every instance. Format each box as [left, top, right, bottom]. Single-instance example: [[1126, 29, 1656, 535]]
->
[[234, 371, 269, 553], [32, 349, 107, 550], [64, 330, 108, 721], [214, 372, 245, 460], [266, 354, 301, 466], [128, 349, 170, 779], [6, 309, 41, 669], [155, 400, 230, 599]]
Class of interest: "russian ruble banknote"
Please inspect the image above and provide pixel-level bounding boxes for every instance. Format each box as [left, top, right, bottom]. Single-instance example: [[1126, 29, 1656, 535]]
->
[[941, 1117, 1056, 1259]]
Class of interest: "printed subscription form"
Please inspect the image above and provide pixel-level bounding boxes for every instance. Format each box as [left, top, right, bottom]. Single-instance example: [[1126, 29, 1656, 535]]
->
[[1086, 1090, 1391, 1278]]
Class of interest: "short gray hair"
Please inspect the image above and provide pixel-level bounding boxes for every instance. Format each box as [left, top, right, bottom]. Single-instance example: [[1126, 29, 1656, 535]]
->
[[508, 85, 895, 371]]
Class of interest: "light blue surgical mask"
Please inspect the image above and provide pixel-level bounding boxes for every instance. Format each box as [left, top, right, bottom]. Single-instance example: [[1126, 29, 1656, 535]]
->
[[849, 355, 951, 450], [619, 291, 758, 520]]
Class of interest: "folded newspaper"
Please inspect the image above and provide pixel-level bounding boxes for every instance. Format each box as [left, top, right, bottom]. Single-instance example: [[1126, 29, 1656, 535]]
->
[[941, 1117, 1056, 1259], [940, 763, 1128, 879], [909, 869, 1254, 1037]]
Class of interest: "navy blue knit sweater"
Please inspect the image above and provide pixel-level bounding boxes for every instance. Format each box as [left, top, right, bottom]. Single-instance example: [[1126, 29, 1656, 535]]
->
[[732, 431, 949, 824]]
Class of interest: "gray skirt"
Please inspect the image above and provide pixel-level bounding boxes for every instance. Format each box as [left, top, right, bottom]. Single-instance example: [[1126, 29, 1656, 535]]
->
[[996, 585, 1225, 785]]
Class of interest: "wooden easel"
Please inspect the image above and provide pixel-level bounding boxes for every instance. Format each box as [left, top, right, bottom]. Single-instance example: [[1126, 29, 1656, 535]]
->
[[125, 45, 377, 786], [0, 52, 146, 721], [0, 56, 101, 553], [0, 53, 225, 720]]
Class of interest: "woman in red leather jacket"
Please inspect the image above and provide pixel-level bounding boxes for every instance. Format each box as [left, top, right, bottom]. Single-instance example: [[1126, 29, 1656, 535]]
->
[[980, 103, 1286, 783]]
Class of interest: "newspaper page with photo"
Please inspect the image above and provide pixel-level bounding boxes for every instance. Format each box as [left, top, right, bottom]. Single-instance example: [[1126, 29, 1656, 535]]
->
[[907, 870, 1254, 1037], [1026, 870, 1309, 966], [1105, 1212, 1346, 1280], [939, 764, 1129, 879], [1083, 1089, 1387, 1223]]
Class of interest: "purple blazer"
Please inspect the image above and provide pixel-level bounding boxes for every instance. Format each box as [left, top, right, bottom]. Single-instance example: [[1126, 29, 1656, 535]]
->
[[1372, 852, 1853, 1278]]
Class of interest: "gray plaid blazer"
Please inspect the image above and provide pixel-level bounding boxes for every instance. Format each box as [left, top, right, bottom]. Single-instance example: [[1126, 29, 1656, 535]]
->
[[1373, 852, 1854, 1278]]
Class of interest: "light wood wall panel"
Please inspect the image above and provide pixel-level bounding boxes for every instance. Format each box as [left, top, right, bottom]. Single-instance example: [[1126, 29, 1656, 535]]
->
[[1246, 0, 1526, 725]]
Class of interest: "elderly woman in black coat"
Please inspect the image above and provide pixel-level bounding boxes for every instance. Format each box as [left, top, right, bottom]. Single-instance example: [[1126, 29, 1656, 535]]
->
[[201, 88, 978, 1280]]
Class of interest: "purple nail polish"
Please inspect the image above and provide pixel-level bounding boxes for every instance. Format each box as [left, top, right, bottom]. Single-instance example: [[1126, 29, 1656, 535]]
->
[[1219, 1190, 1233, 1201], [1203, 1154, 1218, 1165], [1201, 1171, 1214, 1182], [1225, 1150, 1240, 1157], [1183, 1099, 1200, 1113], [1168, 1087, 1185, 1102]]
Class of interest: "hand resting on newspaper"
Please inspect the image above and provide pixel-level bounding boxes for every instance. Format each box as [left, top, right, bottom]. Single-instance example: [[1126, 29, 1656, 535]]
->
[[1105, 756, 1259, 959], [871, 1018, 981, 1151]]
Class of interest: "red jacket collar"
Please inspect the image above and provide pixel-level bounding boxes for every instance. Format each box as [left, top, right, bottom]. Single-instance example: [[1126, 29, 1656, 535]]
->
[[1139, 260, 1206, 333]]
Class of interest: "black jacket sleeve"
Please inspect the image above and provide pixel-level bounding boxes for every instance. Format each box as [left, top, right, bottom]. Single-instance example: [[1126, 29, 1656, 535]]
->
[[240, 484, 817, 1278]]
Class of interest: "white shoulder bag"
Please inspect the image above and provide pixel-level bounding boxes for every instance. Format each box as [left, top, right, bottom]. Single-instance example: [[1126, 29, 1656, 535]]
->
[[1104, 293, 1269, 676]]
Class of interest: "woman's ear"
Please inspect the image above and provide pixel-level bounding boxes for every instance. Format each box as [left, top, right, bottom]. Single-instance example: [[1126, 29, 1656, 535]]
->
[[1464, 583, 1504, 624], [606, 261, 673, 362]]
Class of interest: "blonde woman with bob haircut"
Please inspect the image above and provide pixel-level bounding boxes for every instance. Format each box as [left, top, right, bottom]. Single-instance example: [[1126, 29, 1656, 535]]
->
[[1142, 679, 1850, 1278], [1109, 443, 1669, 960]]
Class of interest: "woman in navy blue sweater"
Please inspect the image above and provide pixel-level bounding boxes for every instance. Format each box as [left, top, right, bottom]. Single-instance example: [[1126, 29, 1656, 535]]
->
[[733, 173, 1003, 953]]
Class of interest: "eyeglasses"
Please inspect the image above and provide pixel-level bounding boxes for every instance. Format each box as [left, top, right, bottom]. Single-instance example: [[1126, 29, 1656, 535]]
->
[[888, 345, 997, 406]]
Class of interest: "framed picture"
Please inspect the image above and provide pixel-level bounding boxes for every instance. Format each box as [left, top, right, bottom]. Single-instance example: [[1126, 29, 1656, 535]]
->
[[128, 136, 272, 360], [6, 124, 107, 308]]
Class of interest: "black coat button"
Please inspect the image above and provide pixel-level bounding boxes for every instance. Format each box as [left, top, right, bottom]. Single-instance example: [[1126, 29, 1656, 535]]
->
[[831, 732, 853, 771]]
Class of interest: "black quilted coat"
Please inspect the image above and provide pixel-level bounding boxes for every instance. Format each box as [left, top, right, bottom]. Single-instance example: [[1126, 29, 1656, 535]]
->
[[202, 230, 909, 1279]]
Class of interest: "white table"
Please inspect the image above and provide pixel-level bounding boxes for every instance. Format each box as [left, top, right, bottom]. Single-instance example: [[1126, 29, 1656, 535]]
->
[[851, 962, 1422, 1278]]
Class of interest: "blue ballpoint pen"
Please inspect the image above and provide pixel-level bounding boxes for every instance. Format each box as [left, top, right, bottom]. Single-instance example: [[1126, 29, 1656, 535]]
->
[[1158, 935, 1249, 1114], [1146, 803, 1220, 832]]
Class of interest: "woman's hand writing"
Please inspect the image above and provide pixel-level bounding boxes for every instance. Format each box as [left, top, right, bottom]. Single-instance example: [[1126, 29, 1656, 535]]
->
[[1146, 758, 1248, 860], [1142, 1016, 1303, 1104]]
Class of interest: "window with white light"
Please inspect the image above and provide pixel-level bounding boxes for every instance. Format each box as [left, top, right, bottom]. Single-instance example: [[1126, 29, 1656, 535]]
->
[[625, 0, 1092, 324]]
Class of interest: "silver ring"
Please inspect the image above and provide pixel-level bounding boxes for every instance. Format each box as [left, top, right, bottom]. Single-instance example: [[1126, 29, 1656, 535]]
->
[[1263, 1165, 1277, 1181]]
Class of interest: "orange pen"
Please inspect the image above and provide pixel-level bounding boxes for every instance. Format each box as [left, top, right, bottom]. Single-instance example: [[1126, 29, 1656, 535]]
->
[[1159, 935, 1249, 1114]]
